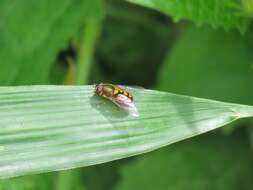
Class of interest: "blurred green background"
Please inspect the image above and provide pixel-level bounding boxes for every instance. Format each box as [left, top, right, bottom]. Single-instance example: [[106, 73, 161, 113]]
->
[[0, 0, 253, 189]]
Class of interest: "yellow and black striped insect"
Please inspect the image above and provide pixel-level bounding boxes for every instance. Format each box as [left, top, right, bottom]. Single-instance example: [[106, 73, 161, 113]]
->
[[95, 83, 139, 117]]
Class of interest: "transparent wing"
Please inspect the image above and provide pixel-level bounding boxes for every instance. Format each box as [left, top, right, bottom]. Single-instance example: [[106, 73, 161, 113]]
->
[[110, 94, 139, 117], [118, 85, 144, 90]]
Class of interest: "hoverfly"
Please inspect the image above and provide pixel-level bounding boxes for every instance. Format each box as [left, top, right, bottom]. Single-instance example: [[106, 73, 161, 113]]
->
[[95, 83, 139, 117]]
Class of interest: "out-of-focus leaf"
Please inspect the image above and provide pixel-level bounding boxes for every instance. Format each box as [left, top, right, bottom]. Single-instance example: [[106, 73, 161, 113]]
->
[[0, 173, 55, 190], [55, 169, 85, 190], [94, 1, 170, 86], [158, 25, 253, 105], [83, 163, 120, 190], [0, 167, 86, 190], [0, 85, 253, 178], [115, 132, 253, 190], [151, 24, 253, 190], [241, 0, 253, 16], [126, 0, 251, 32], [0, 0, 103, 85]]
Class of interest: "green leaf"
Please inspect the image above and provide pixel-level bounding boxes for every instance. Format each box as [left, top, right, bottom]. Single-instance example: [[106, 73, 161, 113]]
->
[[152, 24, 253, 189], [157, 25, 253, 105], [55, 169, 86, 190], [0, 173, 55, 190], [241, 0, 253, 16], [126, 0, 251, 32], [95, 2, 170, 86], [115, 132, 253, 190], [0, 85, 253, 178], [0, 0, 103, 85]]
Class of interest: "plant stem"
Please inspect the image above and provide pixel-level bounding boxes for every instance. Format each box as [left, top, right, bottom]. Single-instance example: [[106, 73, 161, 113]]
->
[[76, 20, 101, 85]]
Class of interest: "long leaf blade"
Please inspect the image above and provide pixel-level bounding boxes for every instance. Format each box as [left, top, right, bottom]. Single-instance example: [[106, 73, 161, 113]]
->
[[0, 85, 252, 178]]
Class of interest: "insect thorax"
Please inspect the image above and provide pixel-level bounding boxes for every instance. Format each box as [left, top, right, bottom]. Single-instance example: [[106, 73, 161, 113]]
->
[[101, 85, 115, 97]]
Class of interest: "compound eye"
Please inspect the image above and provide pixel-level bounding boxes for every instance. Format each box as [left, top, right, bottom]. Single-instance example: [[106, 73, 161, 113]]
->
[[95, 84, 102, 94]]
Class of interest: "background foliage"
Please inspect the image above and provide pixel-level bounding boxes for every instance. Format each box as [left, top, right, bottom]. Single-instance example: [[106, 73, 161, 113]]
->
[[0, 0, 253, 189]]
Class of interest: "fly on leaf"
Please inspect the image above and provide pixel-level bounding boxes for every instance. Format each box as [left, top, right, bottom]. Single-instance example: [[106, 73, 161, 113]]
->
[[95, 83, 139, 117]]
